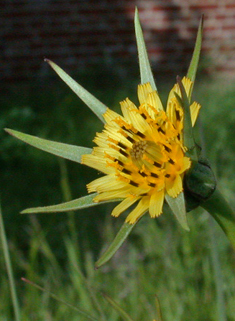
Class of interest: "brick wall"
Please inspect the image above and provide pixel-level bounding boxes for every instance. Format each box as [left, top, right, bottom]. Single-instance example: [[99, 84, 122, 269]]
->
[[1, 0, 235, 82]]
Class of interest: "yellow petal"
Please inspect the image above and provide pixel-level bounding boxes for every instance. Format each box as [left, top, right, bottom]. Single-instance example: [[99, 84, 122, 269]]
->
[[149, 190, 165, 217], [120, 97, 138, 117], [82, 154, 112, 174], [182, 77, 193, 98], [167, 77, 193, 107], [87, 174, 127, 193], [166, 174, 182, 198], [103, 108, 121, 123], [190, 101, 201, 126], [179, 157, 191, 174], [125, 196, 150, 224], [146, 91, 164, 111], [137, 82, 154, 104], [120, 98, 151, 134], [111, 196, 141, 217], [166, 98, 183, 127], [93, 186, 133, 202]]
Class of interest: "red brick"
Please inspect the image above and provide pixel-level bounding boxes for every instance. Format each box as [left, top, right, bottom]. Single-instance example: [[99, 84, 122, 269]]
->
[[2, 0, 235, 81]]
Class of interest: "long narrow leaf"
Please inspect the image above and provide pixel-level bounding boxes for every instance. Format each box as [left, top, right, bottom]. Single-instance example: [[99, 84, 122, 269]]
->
[[46, 59, 107, 123], [5, 128, 91, 163], [95, 221, 137, 268], [102, 293, 134, 321], [187, 15, 204, 101], [0, 204, 21, 321], [202, 189, 235, 248], [165, 192, 190, 231], [135, 8, 157, 90], [21, 194, 119, 214]]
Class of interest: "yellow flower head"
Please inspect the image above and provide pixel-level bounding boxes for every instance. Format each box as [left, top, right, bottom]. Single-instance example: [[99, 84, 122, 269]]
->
[[82, 77, 201, 224]]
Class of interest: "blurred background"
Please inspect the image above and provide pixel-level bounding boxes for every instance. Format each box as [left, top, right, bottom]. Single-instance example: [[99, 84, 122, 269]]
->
[[2, 0, 235, 81], [1, 1, 235, 320]]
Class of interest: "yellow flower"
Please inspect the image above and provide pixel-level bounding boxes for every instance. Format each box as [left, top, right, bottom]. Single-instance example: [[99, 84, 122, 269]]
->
[[82, 77, 201, 224]]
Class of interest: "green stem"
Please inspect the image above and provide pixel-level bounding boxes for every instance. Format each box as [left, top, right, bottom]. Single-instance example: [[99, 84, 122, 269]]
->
[[202, 189, 235, 248]]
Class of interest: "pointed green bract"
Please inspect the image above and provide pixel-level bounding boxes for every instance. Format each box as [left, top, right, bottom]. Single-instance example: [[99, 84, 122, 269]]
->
[[21, 194, 119, 214], [165, 192, 190, 231], [95, 221, 137, 268], [5, 128, 92, 163], [135, 8, 157, 91], [45, 59, 107, 123], [102, 293, 134, 321], [175, 77, 198, 162], [202, 189, 235, 249], [187, 15, 204, 102]]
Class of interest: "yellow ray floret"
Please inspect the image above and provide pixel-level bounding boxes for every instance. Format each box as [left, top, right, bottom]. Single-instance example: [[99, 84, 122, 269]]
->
[[81, 79, 200, 224]]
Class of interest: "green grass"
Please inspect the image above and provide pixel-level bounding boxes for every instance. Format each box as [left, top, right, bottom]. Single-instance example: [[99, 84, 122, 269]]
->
[[1, 73, 235, 320]]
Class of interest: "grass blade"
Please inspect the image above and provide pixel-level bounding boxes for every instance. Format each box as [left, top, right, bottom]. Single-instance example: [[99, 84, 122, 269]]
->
[[5, 128, 91, 164], [21, 278, 101, 321], [0, 203, 21, 321], [208, 216, 227, 321], [65, 238, 107, 320], [154, 295, 163, 321], [102, 293, 134, 321], [59, 158, 78, 244], [46, 59, 107, 123]]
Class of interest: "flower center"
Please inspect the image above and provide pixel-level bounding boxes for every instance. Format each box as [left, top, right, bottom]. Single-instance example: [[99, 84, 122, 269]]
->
[[130, 141, 148, 160]]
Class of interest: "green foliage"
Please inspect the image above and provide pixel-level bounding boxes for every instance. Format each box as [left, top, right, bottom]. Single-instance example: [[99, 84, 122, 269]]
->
[[1, 74, 235, 320]]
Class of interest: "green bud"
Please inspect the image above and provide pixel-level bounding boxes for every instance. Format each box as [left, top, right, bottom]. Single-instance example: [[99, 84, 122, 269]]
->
[[184, 157, 217, 212]]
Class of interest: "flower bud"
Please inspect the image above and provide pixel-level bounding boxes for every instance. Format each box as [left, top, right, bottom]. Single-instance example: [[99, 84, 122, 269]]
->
[[184, 157, 217, 212]]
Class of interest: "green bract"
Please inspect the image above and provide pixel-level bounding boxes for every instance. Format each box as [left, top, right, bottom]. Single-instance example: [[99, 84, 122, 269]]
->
[[184, 157, 217, 211]]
